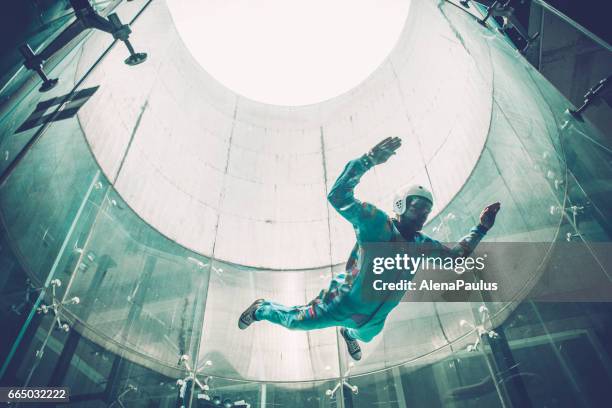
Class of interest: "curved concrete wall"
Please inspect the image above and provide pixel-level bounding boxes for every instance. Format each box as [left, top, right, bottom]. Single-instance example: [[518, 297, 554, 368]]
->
[[76, 0, 490, 269]]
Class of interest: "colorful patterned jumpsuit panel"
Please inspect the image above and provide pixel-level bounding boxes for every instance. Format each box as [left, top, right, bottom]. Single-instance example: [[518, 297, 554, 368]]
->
[[255, 155, 487, 342]]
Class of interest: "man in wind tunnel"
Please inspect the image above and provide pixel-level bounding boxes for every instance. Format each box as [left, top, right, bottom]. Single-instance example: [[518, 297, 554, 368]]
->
[[238, 137, 501, 360]]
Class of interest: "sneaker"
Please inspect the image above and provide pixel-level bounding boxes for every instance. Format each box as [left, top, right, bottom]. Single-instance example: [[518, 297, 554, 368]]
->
[[340, 328, 362, 361], [238, 299, 264, 330]]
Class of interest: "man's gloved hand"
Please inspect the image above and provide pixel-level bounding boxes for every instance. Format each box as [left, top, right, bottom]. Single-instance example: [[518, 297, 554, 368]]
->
[[479, 202, 501, 230], [366, 137, 402, 165]]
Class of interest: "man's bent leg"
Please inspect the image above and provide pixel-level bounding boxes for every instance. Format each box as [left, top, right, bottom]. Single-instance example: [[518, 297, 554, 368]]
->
[[255, 301, 336, 331], [344, 314, 386, 343]]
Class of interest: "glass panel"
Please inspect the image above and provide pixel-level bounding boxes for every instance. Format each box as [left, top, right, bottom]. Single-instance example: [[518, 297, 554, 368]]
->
[[263, 379, 340, 408], [197, 259, 340, 382], [62, 187, 209, 370], [502, 301, 612, 407], [349, 337, 505, 408]]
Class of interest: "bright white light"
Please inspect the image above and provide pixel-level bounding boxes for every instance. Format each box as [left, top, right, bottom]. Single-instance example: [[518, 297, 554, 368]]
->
[[167, 0, 411, 106]]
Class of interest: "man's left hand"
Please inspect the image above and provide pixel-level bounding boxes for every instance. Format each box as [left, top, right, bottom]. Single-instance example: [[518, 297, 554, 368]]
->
[[479, 202, 501, 230]]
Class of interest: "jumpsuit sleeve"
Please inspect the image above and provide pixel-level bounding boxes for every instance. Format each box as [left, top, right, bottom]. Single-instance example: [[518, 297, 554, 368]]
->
[[428, 225, 488, 258], [327, 155, 392, 243]]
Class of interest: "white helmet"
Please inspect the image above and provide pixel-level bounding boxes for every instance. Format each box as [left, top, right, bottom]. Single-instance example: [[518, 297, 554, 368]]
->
[[392, 184, 433, 215]]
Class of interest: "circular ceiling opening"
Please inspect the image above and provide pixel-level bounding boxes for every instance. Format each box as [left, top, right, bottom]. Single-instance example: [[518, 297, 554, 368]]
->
[[167, 0, 411, 106]]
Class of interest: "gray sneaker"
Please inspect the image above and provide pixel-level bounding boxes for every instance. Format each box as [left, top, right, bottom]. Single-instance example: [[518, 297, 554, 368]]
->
[[340, 328, 362, 361], [238, 299, 264, 330]]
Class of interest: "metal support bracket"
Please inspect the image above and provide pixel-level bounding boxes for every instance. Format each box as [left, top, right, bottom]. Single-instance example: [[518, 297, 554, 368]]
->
[[19, 0, 147, 92]]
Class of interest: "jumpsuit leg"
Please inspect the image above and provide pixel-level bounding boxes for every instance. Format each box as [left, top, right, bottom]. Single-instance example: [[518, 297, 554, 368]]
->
[[344, 314, 387, 343], [254, 300, 337, 331]]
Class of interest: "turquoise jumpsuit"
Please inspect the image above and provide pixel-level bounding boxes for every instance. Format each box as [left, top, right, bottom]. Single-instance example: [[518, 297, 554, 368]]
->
[[255, 154, 488, 342]]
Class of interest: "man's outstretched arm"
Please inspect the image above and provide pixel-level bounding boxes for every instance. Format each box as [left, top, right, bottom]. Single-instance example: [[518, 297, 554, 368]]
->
[[434, 203, 501, 258], [327, 137, 401, 242]]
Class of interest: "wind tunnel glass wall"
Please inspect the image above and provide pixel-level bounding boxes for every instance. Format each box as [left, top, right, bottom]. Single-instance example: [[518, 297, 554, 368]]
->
[[1, 0, 611, 407]]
